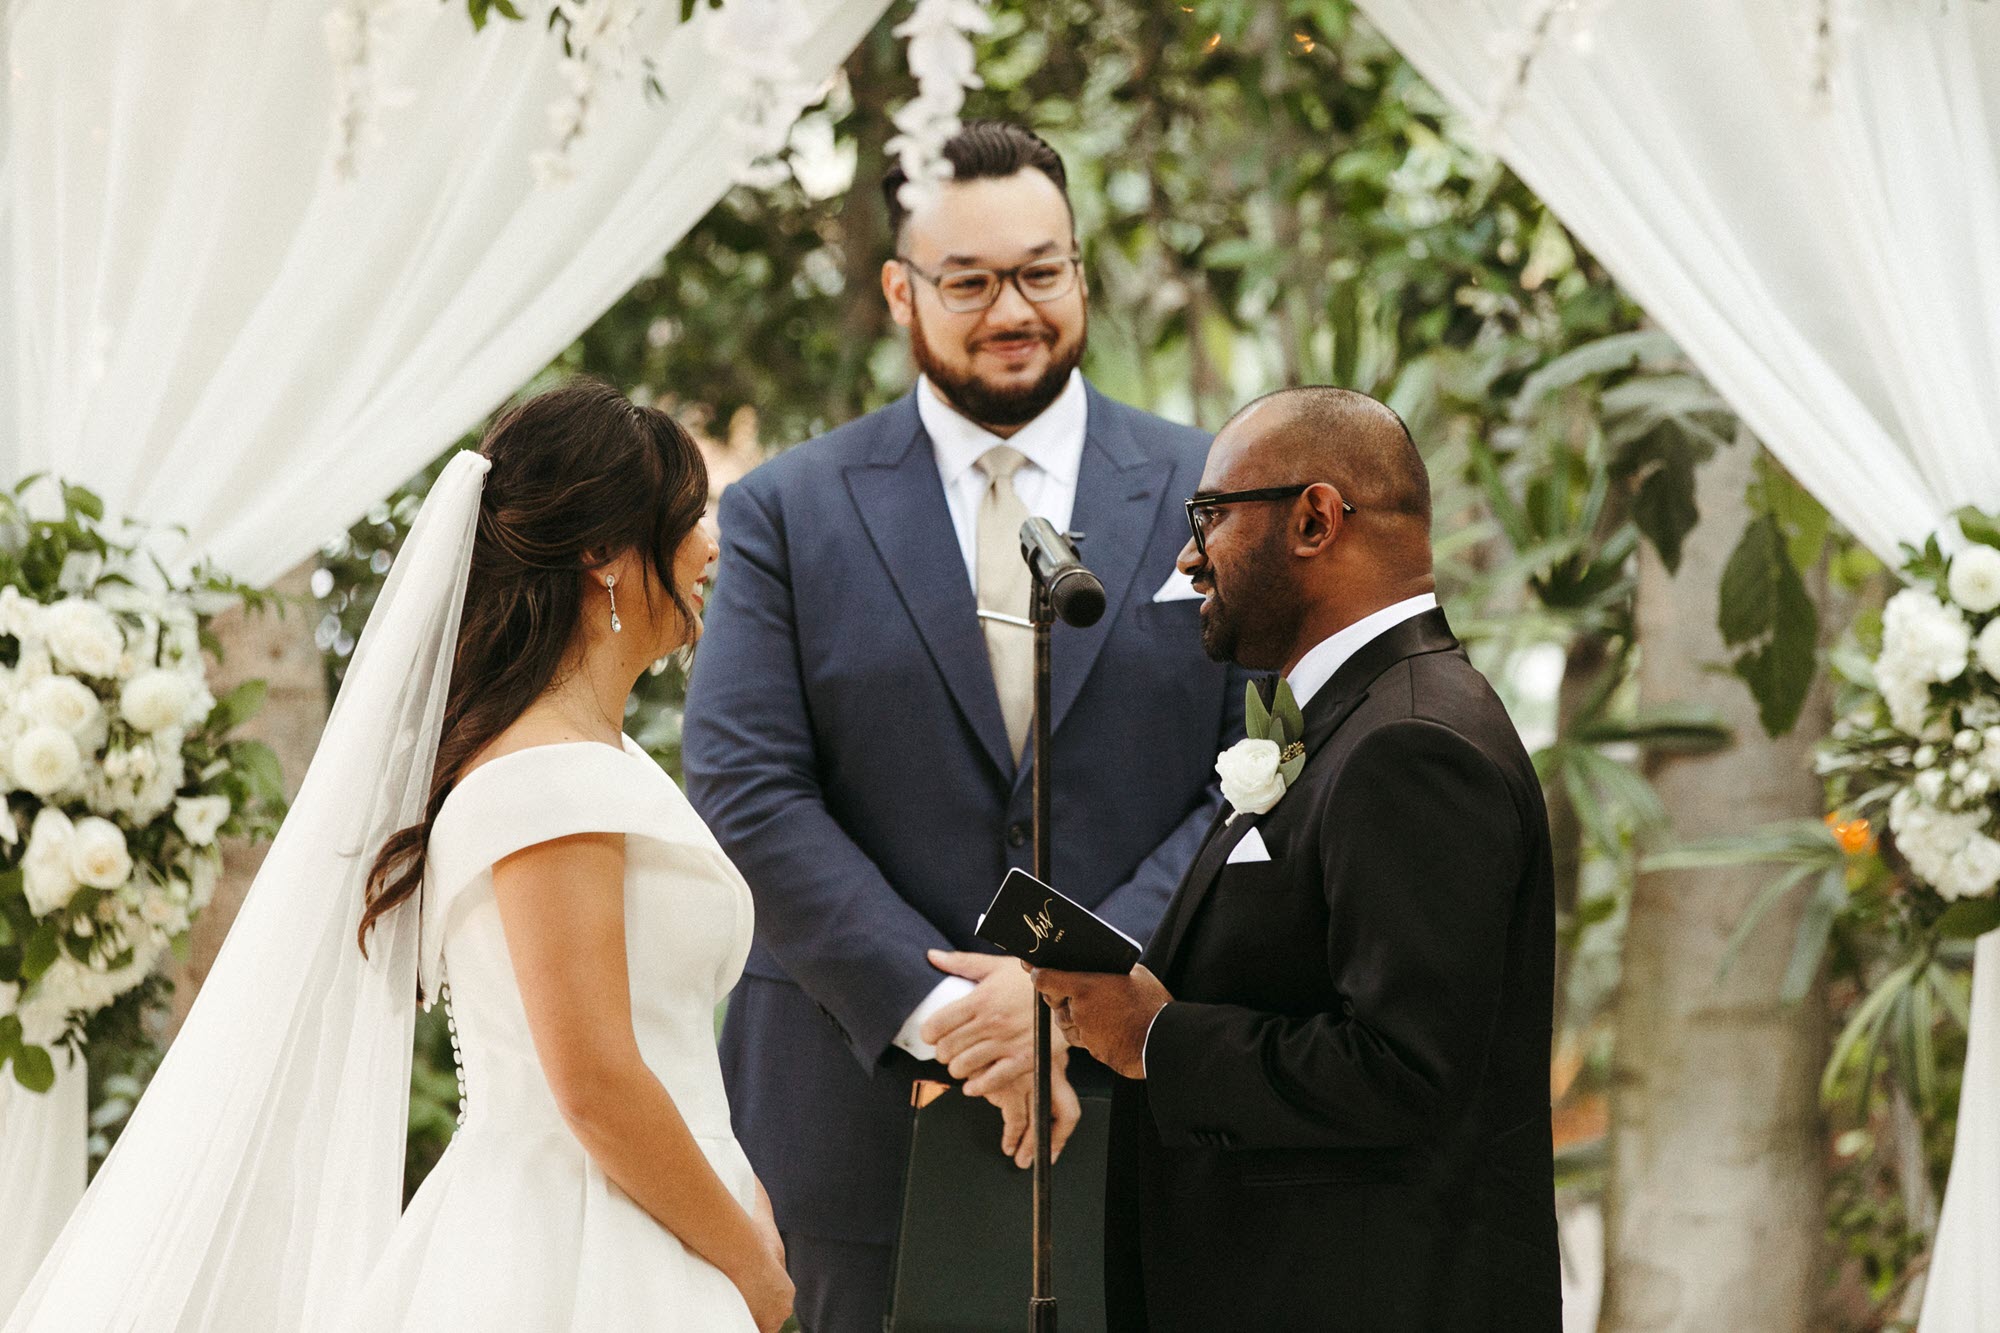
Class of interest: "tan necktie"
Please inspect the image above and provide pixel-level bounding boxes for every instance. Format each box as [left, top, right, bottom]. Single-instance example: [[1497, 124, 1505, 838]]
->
[[976, 445, 1034, 761]]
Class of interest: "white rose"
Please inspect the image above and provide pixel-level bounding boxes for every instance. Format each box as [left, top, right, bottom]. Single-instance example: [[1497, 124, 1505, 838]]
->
[[18, 674, 103, 739], [1875, 655, 1935, 735], [0, 586, 42, 640], [187, 851, 221, 909], [1216, 737, 1289, 816], [69, 816, 132, 889], [21, 807, 78, 915], [0, 980, 16, 1017], [1978, 619, 2000, 682], [11, 725, 81, 796], [1948, 545, 2000, 615], [119, 669, 191, 733], [1916, 769, 1948, 804], [172, 794, 232, 848], [1942, 833, 2000, 901], [43, 599, 125, 678], [1965, 769, 1993, 799]]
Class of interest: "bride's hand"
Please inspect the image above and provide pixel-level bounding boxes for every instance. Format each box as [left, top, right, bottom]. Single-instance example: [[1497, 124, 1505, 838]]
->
[[751, 1179, 786, 1268], [740, 1180, 793, 1333]]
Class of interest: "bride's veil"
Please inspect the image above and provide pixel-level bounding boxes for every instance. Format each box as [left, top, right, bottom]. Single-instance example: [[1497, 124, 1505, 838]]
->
[[5, 450, 491, 1333]]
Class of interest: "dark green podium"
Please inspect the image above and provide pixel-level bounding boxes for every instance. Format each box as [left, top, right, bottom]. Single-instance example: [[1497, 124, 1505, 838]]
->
[[885, 1085, 1112, 1332]]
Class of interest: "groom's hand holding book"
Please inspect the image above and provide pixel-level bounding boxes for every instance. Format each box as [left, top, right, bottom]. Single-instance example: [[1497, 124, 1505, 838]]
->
[[1028, 966, 1172, 1082], [974, 869, 1171, 1082]]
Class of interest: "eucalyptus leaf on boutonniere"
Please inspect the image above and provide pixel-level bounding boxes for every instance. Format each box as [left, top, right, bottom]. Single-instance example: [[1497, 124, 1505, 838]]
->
[[1216, 679, 1308, 822]]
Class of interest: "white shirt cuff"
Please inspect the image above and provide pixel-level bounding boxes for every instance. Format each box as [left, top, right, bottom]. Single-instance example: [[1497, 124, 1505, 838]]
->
[[1140, 1003, 1170, 1080], [893, 976, 977, 1062]]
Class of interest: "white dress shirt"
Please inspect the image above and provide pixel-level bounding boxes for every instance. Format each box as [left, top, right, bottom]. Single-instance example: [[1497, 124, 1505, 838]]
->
[[918, 369, 1089, 588], [894, 371, 1090, 1062], [1139, 592, 1440, 1075]]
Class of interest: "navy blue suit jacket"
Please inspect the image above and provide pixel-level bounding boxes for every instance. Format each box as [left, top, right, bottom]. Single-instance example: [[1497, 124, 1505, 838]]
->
[[684, 383, 1248, 1244]]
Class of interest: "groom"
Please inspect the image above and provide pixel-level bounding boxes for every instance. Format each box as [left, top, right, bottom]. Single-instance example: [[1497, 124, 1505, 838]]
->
[[1035, 388, 1562, 1330]]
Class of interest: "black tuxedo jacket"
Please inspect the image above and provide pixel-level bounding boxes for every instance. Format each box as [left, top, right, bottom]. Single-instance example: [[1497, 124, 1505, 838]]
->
[[1105, 609, 1561, 1332]]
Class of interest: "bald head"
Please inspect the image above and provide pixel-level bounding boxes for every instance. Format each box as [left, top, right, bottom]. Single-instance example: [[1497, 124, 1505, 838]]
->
[[1219, 387, 1431, 529]]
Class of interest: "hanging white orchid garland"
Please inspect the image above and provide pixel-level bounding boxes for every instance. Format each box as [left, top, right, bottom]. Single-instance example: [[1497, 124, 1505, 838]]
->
[[324, 0, 990, 195], [885, 0, 992, 213]]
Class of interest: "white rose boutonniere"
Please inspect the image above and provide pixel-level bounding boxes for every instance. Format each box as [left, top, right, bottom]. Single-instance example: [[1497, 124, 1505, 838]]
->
[[1217, 679, 1308, 821]]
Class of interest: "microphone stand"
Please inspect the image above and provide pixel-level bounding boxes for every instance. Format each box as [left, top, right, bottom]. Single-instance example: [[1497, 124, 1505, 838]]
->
[[1028, 572, 1057, 1333], [976, 579, 1059, 1333]]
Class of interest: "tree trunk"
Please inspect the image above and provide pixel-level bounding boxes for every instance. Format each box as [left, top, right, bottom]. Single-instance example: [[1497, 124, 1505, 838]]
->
[[1599, 442, 1829, 1331], [163, 562, 329, 1037]]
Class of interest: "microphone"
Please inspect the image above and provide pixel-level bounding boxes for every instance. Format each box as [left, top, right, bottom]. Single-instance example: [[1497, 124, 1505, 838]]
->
[[1018, 517, 1106, 628]]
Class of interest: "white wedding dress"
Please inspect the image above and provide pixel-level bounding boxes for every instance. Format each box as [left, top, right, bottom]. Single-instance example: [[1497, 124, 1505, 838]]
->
[[338, 735, 761, 1331]]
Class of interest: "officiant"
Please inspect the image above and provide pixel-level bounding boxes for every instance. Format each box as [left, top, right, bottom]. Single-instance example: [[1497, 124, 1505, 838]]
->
[[683, 120, 1249, 1333]]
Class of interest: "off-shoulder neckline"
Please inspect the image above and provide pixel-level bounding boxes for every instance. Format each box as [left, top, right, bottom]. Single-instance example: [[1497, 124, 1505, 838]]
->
[[449, 735, 649, 791]]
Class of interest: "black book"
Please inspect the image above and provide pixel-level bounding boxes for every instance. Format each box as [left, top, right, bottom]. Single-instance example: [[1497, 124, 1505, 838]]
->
[[974, 868, 1142, 974]]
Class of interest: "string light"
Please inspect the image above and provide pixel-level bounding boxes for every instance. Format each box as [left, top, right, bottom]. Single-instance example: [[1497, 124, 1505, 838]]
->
[[1202, 32, 1221, 54]]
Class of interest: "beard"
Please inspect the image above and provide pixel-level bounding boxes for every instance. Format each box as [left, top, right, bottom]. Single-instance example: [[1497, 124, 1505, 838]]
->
[[1197, 525, 1303, 670], [911, 302, 1087, 429]]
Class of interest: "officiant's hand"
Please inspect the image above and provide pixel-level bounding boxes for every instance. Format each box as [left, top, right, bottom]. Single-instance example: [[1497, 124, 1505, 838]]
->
[[922, 949, 1069, 1096], [997, 1061, 1082, 1169], [1030, 965, 1172, 1081]]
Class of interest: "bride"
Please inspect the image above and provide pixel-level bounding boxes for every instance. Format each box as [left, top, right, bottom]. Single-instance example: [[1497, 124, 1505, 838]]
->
[[5, 380, 794, 1332]]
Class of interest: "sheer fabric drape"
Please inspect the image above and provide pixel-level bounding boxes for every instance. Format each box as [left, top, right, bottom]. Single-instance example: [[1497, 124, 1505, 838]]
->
[[0, 0, 889, 586], [0, 0, 887, 1314], [1348, 3, 2000, 1324]]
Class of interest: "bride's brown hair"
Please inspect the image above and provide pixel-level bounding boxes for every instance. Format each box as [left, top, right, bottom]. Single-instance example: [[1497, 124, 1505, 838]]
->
[[357, 378, 709, 957]]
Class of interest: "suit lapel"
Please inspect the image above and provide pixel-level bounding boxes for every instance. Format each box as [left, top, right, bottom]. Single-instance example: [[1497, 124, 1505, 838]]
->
[[1013, 387, 1175, 795], [843, 396, 1015, 780], [1150, 608, 1463, 979]]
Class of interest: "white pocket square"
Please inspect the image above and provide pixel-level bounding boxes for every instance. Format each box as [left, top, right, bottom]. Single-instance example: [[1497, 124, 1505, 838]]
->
[[1225, 825, 1272, 865], [1153, 569, 1203, 603]]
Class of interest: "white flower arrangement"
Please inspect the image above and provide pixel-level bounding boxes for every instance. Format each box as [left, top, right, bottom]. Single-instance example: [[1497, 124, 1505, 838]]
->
[[0, 483, 284, 1093], [1819, 508, 2000, 907]]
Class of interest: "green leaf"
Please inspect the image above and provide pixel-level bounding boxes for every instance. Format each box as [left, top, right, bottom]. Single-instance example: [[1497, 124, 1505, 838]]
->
[[1510, 330, 1680, 414], [20, 924, 58, 983], [206, 679, 268, 735], [1732, 562, 1817, 737], [1641, 819, 1843, 872], [1936, 897, 2000, 940], [1271, 680, 1304, 746], [59, 483, 105, 524], [1717, 513, 1818, 737], [1718, 516, 1785, 648], [1714, 861, 1818, 982], [1573, 703, 1731, 755], [226, 739, 284, 805], [10, 1043, 54, 1093], [1779, 866, 1844, 1004], [1244, 680, 1270, 741], [1955, 505, 2000, 551]]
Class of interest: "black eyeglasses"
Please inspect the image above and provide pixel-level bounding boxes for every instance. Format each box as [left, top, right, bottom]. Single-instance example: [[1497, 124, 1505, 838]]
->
[[1184, 484, 1356, 558], [897, 254, 1081, 314]]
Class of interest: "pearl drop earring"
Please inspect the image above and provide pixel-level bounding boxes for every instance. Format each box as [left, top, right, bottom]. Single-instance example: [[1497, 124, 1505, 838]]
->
[[605, 574, 622, 634]]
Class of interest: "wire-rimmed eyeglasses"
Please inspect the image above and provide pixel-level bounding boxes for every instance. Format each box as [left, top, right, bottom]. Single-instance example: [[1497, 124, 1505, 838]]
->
[[1184, 484, 1356, 559]]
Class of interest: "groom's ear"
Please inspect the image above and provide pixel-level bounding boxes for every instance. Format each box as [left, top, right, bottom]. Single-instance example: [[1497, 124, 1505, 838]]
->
[[882, 259, 916, 329]]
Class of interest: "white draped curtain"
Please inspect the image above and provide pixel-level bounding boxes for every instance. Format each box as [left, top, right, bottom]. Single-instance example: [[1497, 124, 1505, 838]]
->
[[1348, 1, 2000, 1325], [0, 0, 888, 1311], [2, 0, 889, 585]]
